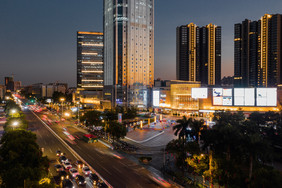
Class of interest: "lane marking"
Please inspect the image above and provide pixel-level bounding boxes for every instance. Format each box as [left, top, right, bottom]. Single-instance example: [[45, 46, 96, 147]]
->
[[31, 111, 112, 188], [125, 131, 164, 144]]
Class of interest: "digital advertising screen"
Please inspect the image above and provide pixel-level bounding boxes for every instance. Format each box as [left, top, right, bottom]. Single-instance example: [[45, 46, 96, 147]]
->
[[234, 88, 255, 106], [222, 89, 233, 106], [213, 88, 223, 105], [244, 88, 255, 106], [153, 90, 160, 107], [192, 88, 208, 99], [256, 88, 277, 106], [213, 88, 233, 106]]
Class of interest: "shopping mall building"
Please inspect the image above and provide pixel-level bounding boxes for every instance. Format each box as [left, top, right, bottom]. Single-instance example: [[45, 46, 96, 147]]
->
[[152, 80, 282, 115]]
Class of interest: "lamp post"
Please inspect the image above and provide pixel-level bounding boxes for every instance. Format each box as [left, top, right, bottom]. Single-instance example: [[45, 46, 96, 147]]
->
[[12, 121, 19, 130], [77, 101, 80, 126], [59, 98, 65, 119], [10, 109, 17, 117]]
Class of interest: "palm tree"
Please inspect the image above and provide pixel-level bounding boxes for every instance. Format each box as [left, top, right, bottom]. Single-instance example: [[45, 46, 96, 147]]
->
[[173, 116, 193, 145], [190, 119, 205, 145]]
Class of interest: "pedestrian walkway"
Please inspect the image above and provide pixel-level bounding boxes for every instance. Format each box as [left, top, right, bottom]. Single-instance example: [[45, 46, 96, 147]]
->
[[125, 128, 164, 143]]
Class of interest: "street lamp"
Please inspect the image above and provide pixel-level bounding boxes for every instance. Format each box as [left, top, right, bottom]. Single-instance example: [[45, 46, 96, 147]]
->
[[59, 98, 65, 119], [12, 121, 19, 130], [64, 112, 70, 117], [77, 101, 80, 126], [11, 109, 17, 114]]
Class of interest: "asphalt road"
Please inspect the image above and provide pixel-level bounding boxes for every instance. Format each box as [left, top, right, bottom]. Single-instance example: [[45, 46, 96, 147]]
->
[[25, 109, 161, 188]]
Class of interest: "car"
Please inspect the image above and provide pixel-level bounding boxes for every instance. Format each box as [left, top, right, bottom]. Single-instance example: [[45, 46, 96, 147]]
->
[[69, 168, 79, 178], [62, 179, 74, 188], [89, 173, 99, 186], [75, 175, 86, 186], [82, 166, 92, 175], [59, 171, 69, 181], [63, 161, 72, 170], [54, 164, 64, 172], [74, 160, 84, 169], [59, 156, 68, 164], [56, 150, 64, 157]]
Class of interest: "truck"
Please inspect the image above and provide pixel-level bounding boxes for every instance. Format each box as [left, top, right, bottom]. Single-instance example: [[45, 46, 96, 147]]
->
[[82, 134, 98, 143]]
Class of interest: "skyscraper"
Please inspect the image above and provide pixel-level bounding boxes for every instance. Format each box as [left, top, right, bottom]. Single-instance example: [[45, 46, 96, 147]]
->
[[176, 23, 221, 86], [4, 76, 14, 91], [77, 31, 104, 99], [234, 14, 282, 87], [104, 0, 154, 108]]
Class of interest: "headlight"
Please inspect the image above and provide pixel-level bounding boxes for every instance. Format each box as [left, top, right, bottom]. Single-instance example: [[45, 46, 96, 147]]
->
[[84, 181, 86, 183], [61, 176, 64, 180]]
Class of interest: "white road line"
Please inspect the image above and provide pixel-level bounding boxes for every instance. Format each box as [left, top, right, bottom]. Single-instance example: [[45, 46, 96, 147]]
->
[[31, 111, 113, 188], [125, 131, 165, 144]]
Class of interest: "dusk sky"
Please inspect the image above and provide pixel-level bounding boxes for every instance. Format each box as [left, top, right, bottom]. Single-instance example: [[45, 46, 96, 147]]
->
[[1, 0, 282, 86]]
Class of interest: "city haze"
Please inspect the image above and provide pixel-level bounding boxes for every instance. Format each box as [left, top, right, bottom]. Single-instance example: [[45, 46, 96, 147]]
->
[[1, 0, 282, 86]]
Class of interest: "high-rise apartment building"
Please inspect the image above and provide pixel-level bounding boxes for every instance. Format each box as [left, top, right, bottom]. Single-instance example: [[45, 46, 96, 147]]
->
[[77, 31, 104, 99], [104, 0, 154, 108], [176, 23, 221, 86], [234, 14, 282, 87]]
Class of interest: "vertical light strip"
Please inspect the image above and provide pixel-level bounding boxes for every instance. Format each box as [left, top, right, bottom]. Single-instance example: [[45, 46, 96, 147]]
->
[[260, 14, 271, 87], [188, 23, 197, 81], [208, 24, 216, 85]]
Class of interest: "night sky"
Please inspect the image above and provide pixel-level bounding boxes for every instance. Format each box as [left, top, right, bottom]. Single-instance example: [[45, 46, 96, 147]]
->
[[1, 0, 282, 86]]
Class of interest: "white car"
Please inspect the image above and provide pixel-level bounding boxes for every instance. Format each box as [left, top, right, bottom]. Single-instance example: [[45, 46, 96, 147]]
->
[[63, 161, 72, 170], [82, 166, 92, 175], [69, 168, 79, 178]]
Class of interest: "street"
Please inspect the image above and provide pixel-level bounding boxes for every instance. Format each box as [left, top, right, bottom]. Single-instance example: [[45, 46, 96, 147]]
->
[[24, 109, 162, 188]]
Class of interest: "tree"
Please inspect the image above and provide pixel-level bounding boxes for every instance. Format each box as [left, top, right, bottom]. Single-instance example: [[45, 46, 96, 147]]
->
[[190, 119, 206, 144], [4, 116, 28, 131], [249, 112, 265, 126], [4, 100, 21, 116], [80, 110, 102, 127], [106, 121, 127, 143], [173, 116, 193, 143], [0, 130, 50, 187]]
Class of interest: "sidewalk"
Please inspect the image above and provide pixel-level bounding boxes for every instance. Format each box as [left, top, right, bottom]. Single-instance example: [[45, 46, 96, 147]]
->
[[125, 128, 164, 143]]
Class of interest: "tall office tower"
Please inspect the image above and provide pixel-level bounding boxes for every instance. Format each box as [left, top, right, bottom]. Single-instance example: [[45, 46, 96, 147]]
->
[[234, 14, 282, 87], [77, 32, 104, 98], [4, 76, 14, 91], [176, 23, 221, 86], [104, 0, 154, 108]]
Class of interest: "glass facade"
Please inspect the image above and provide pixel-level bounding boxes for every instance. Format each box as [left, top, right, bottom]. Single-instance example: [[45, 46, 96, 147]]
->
[[77, 32, 104, 91], [104, 0, 154, 108]]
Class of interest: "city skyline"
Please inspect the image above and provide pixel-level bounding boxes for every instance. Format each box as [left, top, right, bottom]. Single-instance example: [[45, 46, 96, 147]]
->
[[1, 0, 282, 86]]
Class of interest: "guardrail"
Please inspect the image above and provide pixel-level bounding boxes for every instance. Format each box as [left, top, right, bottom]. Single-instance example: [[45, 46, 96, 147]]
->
[[31, 111, 113, 188]]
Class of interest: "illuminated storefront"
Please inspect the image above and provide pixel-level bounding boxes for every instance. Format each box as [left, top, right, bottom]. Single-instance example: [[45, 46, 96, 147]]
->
[[153, 81, 281, 113]]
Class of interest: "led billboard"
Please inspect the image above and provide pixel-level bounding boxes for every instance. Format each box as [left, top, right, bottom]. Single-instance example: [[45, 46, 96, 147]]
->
[[213, 88, 233, 106], [245, 88, 255, 106], [256, 88, 277, 106], [192, 88, 208, 99], [222, 89, 233, 106], [153, 90, 160, 107], [234, 88, 255, 106]]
